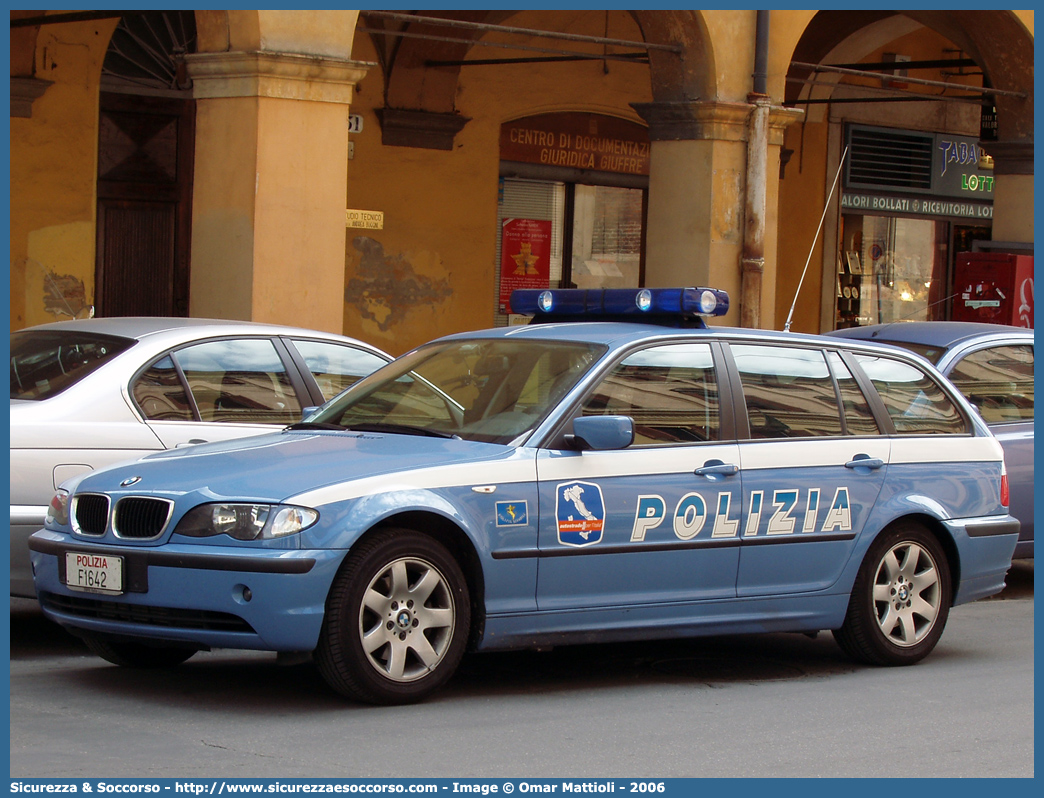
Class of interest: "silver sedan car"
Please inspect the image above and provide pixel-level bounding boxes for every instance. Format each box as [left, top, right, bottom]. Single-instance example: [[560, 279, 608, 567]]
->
[[10, 317, 391, 597]]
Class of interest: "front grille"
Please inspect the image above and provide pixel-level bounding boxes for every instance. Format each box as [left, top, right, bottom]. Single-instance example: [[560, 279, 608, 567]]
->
[[114, 497, 173, 539], [40, 592, 255, 633], [73, 494, 110, 536]]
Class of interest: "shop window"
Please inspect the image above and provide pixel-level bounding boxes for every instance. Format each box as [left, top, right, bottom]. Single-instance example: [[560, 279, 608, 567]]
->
[[496, 179, 646, 322], [496, 113, 650, 323], [837, 216, 948, 328], [570, 185, 644, 291]]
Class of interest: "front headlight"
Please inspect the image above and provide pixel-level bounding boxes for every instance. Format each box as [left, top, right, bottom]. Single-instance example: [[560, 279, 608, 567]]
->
[[45, 488, 71, 528], [174, 503, 319, 541]]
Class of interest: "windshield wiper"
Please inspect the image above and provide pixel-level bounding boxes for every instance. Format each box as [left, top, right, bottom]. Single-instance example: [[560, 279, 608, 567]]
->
[[285, 421, 346, 431], [344, 422, 459, 439]]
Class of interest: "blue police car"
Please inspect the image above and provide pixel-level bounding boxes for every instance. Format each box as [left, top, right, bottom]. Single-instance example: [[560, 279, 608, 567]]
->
[[30, 288, 1019, 704]]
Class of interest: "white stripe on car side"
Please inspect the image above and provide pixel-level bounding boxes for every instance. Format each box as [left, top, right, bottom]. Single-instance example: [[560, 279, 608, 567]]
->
[[287, 435, 1003, 508], [287, 454, 538, 506]]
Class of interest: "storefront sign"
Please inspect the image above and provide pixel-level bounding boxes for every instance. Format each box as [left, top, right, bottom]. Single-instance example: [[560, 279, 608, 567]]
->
[[499, 218, 552, 310], [936, 135, 994, 198], [846, 125, 994, 201], [346, 209, 384, 229], [501, 113, 650, 176], [841, 193, 993, 220]]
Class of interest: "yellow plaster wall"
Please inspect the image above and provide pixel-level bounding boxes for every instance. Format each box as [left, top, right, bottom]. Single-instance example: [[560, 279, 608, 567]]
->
[[344, 10, 655, 355], [10, 16, 117, 330]]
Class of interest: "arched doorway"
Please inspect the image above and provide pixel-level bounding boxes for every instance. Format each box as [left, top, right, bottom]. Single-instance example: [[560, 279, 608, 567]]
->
[[778, 10, 1033, 332], [95, 11, 197, 317]]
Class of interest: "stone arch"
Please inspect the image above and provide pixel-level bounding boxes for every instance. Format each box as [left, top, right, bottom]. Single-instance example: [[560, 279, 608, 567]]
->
[[196, 10, 361, 61], [371, 9, 717, 114], [785, 11, 1033, 141], [631, 10, 715, 102]]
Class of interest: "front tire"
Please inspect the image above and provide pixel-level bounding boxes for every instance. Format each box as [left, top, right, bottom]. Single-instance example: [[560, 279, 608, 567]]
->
[[82, 635, 198, 668], [834, 522, 951, 666], [316, 529, 470, 704]]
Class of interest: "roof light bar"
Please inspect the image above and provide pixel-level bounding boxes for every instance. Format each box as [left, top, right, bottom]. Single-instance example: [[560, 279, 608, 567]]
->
[[511, 287, 730, 323]]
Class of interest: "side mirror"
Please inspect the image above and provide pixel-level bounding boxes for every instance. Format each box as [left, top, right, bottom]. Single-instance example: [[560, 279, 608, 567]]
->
[[566, 415, 634, 451], [301, 406, 320, 421]]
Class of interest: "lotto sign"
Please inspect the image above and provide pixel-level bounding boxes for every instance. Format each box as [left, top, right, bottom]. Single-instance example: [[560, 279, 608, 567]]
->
[[556, 481, 605, 547]]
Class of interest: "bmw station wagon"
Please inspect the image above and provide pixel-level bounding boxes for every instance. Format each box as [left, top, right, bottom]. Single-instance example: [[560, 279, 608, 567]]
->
[[30, 288, 1019, 705]]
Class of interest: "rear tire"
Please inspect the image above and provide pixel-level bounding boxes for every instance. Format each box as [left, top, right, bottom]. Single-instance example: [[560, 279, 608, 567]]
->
[[834, 522, 951, 666], [82, 635, 198, 668], [316, 529, 470, 705]]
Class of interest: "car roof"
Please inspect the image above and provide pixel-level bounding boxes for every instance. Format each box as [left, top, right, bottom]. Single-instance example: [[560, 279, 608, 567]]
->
[[14, 316, 381, 347], [827, 321, 1032, 349], [433, 320, 911, 352]]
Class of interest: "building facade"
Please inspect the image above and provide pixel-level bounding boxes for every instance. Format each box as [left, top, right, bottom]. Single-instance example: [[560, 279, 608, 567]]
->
[[9, 10, 1034, 353]]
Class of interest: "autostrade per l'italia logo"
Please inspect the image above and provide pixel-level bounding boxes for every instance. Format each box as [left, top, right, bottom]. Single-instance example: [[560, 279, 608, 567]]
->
[[556, 481, 605, 547]]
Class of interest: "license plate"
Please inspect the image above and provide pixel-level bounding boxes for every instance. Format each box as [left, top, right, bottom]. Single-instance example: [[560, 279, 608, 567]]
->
[[65, 551, 123, 595]]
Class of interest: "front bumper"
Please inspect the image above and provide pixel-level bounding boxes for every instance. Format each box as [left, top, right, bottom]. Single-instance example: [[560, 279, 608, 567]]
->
[[11, 505, 46, 598], [29, 530, 346, 651]]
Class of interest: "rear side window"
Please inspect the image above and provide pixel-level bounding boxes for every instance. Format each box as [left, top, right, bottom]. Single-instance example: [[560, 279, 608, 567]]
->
[[582, 343, 720, 444], [947, 344, 1033, 424], [731, 344, 843, 438], [10, 330, 134, 400], [290, 339, 388, 401], [853, 353, 968, 435], [173, 338, 301, 424], [132, 356, 194, 421]]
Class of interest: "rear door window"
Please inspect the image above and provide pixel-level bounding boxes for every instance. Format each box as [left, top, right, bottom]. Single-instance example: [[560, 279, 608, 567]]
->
[[173, 338, 301, 424], [730, 344, 843, 438]]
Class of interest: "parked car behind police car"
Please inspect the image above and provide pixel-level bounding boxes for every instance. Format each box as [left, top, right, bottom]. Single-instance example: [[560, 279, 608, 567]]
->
[[30, 289, 1019, 705], [828, 321, 1033, 559], [11, 317, 390, 597]]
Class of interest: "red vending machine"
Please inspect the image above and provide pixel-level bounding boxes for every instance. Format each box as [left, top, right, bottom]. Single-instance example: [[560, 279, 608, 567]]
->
[[953, 252, 1034, 328]]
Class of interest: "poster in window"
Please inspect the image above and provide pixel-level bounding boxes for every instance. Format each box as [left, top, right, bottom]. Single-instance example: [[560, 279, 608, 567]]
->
[[500, 218, 552, 312], [845, 251, 863, 276]]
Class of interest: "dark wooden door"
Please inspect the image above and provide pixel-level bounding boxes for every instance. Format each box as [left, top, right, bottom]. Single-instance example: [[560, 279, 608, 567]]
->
[[96, 92, 194, 317]]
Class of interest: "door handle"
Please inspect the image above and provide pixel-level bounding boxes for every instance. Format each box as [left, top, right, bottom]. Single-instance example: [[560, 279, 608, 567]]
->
[[694, 460, 739, 477], [845, 454, 885, 470], [175, 439, 208, 448]]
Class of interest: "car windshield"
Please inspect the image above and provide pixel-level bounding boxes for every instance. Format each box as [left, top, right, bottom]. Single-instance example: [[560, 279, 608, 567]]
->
[[309, 338, 605, 445], [10, 330, 135, 401]]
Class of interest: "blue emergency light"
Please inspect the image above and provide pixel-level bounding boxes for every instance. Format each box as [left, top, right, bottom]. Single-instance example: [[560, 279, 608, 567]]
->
[[511, 287, 730, 326]]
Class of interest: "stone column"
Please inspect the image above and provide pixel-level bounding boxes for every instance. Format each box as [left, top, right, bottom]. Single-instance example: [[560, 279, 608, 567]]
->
[[184, 50, 370, 332], [986, 139, 1034, 245], [632, 99, 801, 327]]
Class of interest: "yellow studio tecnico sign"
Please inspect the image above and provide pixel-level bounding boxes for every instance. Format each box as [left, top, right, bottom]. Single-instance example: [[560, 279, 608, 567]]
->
[[346, 209, 384, 230]]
